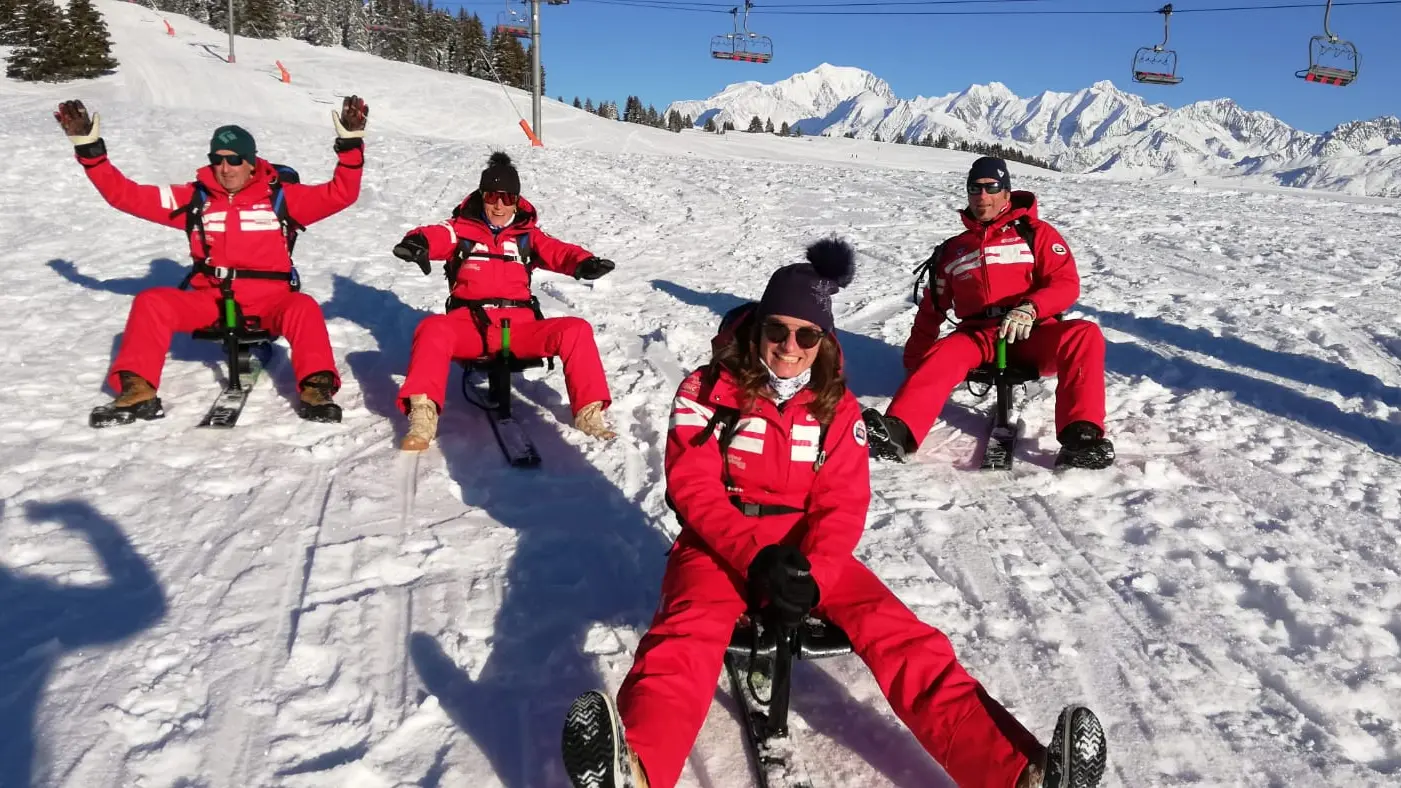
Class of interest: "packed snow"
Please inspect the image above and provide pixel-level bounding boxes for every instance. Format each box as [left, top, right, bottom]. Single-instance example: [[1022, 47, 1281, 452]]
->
[[2, 3, 1400, 787]]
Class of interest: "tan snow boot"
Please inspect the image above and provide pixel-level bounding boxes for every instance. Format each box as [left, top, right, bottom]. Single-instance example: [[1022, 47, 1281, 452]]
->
[[401, 394, 439, 451], [114, 371, 157, 407], [574, 401, 617, 440]]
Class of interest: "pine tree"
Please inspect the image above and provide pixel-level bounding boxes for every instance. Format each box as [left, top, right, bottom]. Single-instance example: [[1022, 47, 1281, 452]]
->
[[645, 104, 659, 127], [703, 116, 717, 132], [746, 115, 763, 133], [0, 0, 25, 46], [894, 132, 906, 144], [682, 113, 693, 128], [778, 120, 790, 137], [6, 0, 66, 81], [872, 132, 883, 143], [572, 96, 582, 109], [584, 98, 594, 113], [723, 120, 735, 132], [62, 0, 118, 78], [240, 0, 282, 38], [791, 125, 802, 138], [764, 117, 774, 134]]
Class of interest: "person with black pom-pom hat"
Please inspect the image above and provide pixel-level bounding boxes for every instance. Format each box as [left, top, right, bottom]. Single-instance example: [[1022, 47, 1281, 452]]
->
[[559, 238, 1107, 788], [390, 151, 618, 450]]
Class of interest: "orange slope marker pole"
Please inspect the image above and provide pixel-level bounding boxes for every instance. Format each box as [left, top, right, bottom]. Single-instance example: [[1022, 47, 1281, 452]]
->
[[164, 20, 174, 36], [276, 61, 291, 83], [519, 119, 544, 147]]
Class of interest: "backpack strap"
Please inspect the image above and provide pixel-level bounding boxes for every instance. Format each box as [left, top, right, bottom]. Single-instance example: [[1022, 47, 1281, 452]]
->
[[1013, 217, 1036, 251], [910, 241, 945, 305]]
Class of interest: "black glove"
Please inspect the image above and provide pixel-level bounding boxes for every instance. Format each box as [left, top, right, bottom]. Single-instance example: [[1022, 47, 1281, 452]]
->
[[574, 257, 615, 281], [746, 544, 818, 628], [392, 233, 431, 275]]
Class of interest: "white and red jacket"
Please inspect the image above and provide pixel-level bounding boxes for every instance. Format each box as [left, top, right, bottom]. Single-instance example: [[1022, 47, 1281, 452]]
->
[[906, 190, 1080, 367], [665, 356, 871, 598], [75, 145, 363, 295], [409, 192, 594, 314]]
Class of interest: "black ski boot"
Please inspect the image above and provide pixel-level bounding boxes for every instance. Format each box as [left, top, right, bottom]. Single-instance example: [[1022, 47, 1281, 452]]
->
[[90, 371, 165, 428], [862, 408, 912, 463], [297, 371, 342, 423], [1054, 421, 1115, 470], [562, 690, 649, 788]]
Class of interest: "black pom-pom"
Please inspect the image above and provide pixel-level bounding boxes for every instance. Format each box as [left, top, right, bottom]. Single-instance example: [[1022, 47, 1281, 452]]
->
[[487, 151, 513, 169], [805, 237, 855, 289]]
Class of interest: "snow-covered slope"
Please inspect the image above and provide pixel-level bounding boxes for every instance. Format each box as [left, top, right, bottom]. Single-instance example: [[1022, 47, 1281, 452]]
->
[[3, 4, 1401, 788], [667, 64, 1401, 196]]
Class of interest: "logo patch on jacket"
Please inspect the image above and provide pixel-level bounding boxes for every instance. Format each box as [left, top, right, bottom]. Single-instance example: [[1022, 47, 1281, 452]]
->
[[1051, 243, 1067, 255], [853, 420, 867, 447]]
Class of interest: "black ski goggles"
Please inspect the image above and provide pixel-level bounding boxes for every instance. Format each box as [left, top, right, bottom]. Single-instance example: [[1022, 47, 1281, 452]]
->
[[208, 153, 249, 167], [761, 321, 825, 350], [966, 182, 1008, 195]]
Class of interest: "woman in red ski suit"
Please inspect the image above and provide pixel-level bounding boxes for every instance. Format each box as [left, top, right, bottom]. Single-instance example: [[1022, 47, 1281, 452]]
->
[[391, 152, 617, 451], [55, 97, 368, 425], [863, 156, 1114, 469], [560, 239, 1106, 788]]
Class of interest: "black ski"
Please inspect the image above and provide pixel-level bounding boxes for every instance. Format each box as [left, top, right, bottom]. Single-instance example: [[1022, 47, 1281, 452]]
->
[[723, 651, 817, 788], [484, 411, 541, 468], [198, 344, 271, 429], [979, 420, 1021, 470]]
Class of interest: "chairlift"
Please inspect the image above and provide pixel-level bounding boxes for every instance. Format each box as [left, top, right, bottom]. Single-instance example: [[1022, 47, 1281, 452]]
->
[[1296, 0, 1358, 85], [710, 0, 772, 64], [495, 0, 530, 40], [1132, 4, 1182, 85]]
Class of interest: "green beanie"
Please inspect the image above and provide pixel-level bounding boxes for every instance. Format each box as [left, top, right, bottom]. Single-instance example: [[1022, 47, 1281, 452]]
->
[[209, 124, 257, 162]]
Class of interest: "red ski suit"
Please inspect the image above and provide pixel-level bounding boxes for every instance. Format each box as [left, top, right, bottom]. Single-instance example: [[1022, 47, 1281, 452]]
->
[[395, 192, 610, 416], [890, 191, 1106, 446], [619, 329, 1043, 787], [75, 143, 364, 392]]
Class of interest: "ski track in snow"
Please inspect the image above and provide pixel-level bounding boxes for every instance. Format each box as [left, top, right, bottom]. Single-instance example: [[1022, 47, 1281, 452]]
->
[[1, 3, 1400, 786]]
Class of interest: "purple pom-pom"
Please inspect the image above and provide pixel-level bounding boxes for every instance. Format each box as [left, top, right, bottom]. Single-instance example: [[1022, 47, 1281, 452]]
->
[[805, 237, 855, 289]]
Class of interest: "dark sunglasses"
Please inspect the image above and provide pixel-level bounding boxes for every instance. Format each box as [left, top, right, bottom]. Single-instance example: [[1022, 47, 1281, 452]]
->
[[208, 153, 248, 167], [483, 191, 519, 206], [761, 321, 825, 350], [966, 182, 1007, 195]]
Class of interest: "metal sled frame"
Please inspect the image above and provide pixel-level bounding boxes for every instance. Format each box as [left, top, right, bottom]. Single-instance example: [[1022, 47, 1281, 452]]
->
[[726, 614, 853, 740], [965, 359, 1040, 435], [191, 298, 273, 393], [1132, 4, 1183, 85], [456, 318, 551, 420], [710, 0, 773, 63], [1296, 0, 1358, 85]]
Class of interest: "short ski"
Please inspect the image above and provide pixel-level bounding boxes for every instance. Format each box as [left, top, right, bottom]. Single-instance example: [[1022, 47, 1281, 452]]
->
[[979, 421, 1020, 470], [485, 411, 541, 467], [723, 651, 817, 788], [198, 344, 271, 429]]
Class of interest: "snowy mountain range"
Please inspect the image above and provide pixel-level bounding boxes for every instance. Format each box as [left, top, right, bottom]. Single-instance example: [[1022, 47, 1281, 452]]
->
[[665, 64, 1401, 196]]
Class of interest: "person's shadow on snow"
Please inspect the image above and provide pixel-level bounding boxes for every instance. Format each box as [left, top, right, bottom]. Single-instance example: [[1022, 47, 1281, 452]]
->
[[323, 275, 952, 786], [0, 499, 166, 788], [1080, 306, 1401, 457], [46, 258, 297, 402]]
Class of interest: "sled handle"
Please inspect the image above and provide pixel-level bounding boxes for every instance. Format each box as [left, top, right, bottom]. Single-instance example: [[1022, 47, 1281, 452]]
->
[[501, 318, 512, 356], [995, 336, 1007, 371]]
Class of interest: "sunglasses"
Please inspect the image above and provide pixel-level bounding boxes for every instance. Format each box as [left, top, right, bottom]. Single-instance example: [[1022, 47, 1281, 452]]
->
[[761, 321, 825, 350], [482, 191, 519, 206], [967, 182, 1007, 195], [208, 153, 248, 167]]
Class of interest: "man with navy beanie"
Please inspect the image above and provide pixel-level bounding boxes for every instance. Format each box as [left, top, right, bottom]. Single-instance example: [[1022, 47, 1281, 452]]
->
[[862, 156, 1116, 470]]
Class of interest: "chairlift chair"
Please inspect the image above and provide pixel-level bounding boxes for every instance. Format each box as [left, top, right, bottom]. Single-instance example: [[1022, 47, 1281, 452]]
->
[[494, 0, 530, 39], [710, 1, 772, 63], [1296, 0, 1358, 85], [1132, 4, 1183, 85]]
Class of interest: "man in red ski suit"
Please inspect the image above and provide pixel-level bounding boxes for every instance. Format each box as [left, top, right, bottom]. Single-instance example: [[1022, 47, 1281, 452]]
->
[[863, 156, 1115, 469], [560, 240, 1107, 788], [56, 97, 368, 426], [391, 152, 617, 451]]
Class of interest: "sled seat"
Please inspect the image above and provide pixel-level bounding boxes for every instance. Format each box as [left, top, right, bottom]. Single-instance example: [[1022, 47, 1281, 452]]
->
[[457, 354, 545, 375], [965, 361, 1040, 388], [192, 315, 273, 385], [727, 614, 852, 661]]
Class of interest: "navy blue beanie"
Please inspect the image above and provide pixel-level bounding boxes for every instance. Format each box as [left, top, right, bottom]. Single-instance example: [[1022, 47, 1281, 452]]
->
[[756, 238, 856, 334], [967, 156, 1010, 190]]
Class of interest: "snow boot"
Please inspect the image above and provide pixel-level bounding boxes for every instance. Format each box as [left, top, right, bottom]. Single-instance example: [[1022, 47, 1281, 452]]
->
[[1054, 421, 1115, 469], [401, 394, 438, 452], [575, 401, 617, 440], [562, 690, 649, 788], [297, 371, 342, 423], [862, 408, 911, 462], [1018, 704, 1108, 788], [89, 371, 164, 428]]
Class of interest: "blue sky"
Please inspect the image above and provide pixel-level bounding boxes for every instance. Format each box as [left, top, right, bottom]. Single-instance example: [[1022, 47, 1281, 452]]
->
[[437, 0, 1400, 133]]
